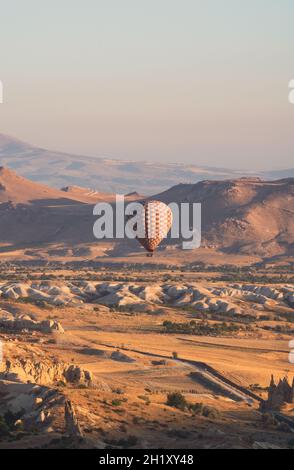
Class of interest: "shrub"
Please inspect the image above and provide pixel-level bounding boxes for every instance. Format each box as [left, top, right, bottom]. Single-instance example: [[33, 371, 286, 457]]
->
[[111, 399, 122, 407], [189, 402, 221, 419], [201, 405, 221, 419], [166, 393, 188, 411], [189, 402, 204, 414], [163, 320, 241, 336]]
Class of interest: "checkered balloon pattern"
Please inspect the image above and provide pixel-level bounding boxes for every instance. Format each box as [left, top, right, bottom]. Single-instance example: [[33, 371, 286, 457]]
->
[[137, 200, 173, 253]]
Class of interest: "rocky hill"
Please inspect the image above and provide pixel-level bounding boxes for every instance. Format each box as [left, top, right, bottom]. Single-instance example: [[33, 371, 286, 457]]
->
[[154, 177, 294, 257], [0, 165, 293, 260]]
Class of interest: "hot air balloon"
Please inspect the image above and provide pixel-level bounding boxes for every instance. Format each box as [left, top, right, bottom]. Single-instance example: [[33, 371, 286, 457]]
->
[[137, 200, 173, 256]]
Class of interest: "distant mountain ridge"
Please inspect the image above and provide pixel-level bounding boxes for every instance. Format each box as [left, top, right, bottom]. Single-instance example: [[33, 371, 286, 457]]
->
[[1, 133, 292, 195]]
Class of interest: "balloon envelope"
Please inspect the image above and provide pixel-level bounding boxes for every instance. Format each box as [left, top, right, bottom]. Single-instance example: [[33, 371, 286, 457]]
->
[[137, 200, 173, 253]]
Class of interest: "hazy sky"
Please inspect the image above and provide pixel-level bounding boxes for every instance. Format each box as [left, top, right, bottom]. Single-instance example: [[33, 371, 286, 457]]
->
[[0, 0, 294, 169]]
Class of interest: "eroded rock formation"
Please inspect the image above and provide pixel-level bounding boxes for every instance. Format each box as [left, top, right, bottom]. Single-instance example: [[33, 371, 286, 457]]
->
[[261, 375, 294, 411], [64, 399, 83, 438], [0, 313, 64, 334], [0, 358, 93, 387]]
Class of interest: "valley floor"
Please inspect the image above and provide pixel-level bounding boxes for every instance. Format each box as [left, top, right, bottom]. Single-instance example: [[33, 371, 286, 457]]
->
[[0, 267, 293, 449]]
